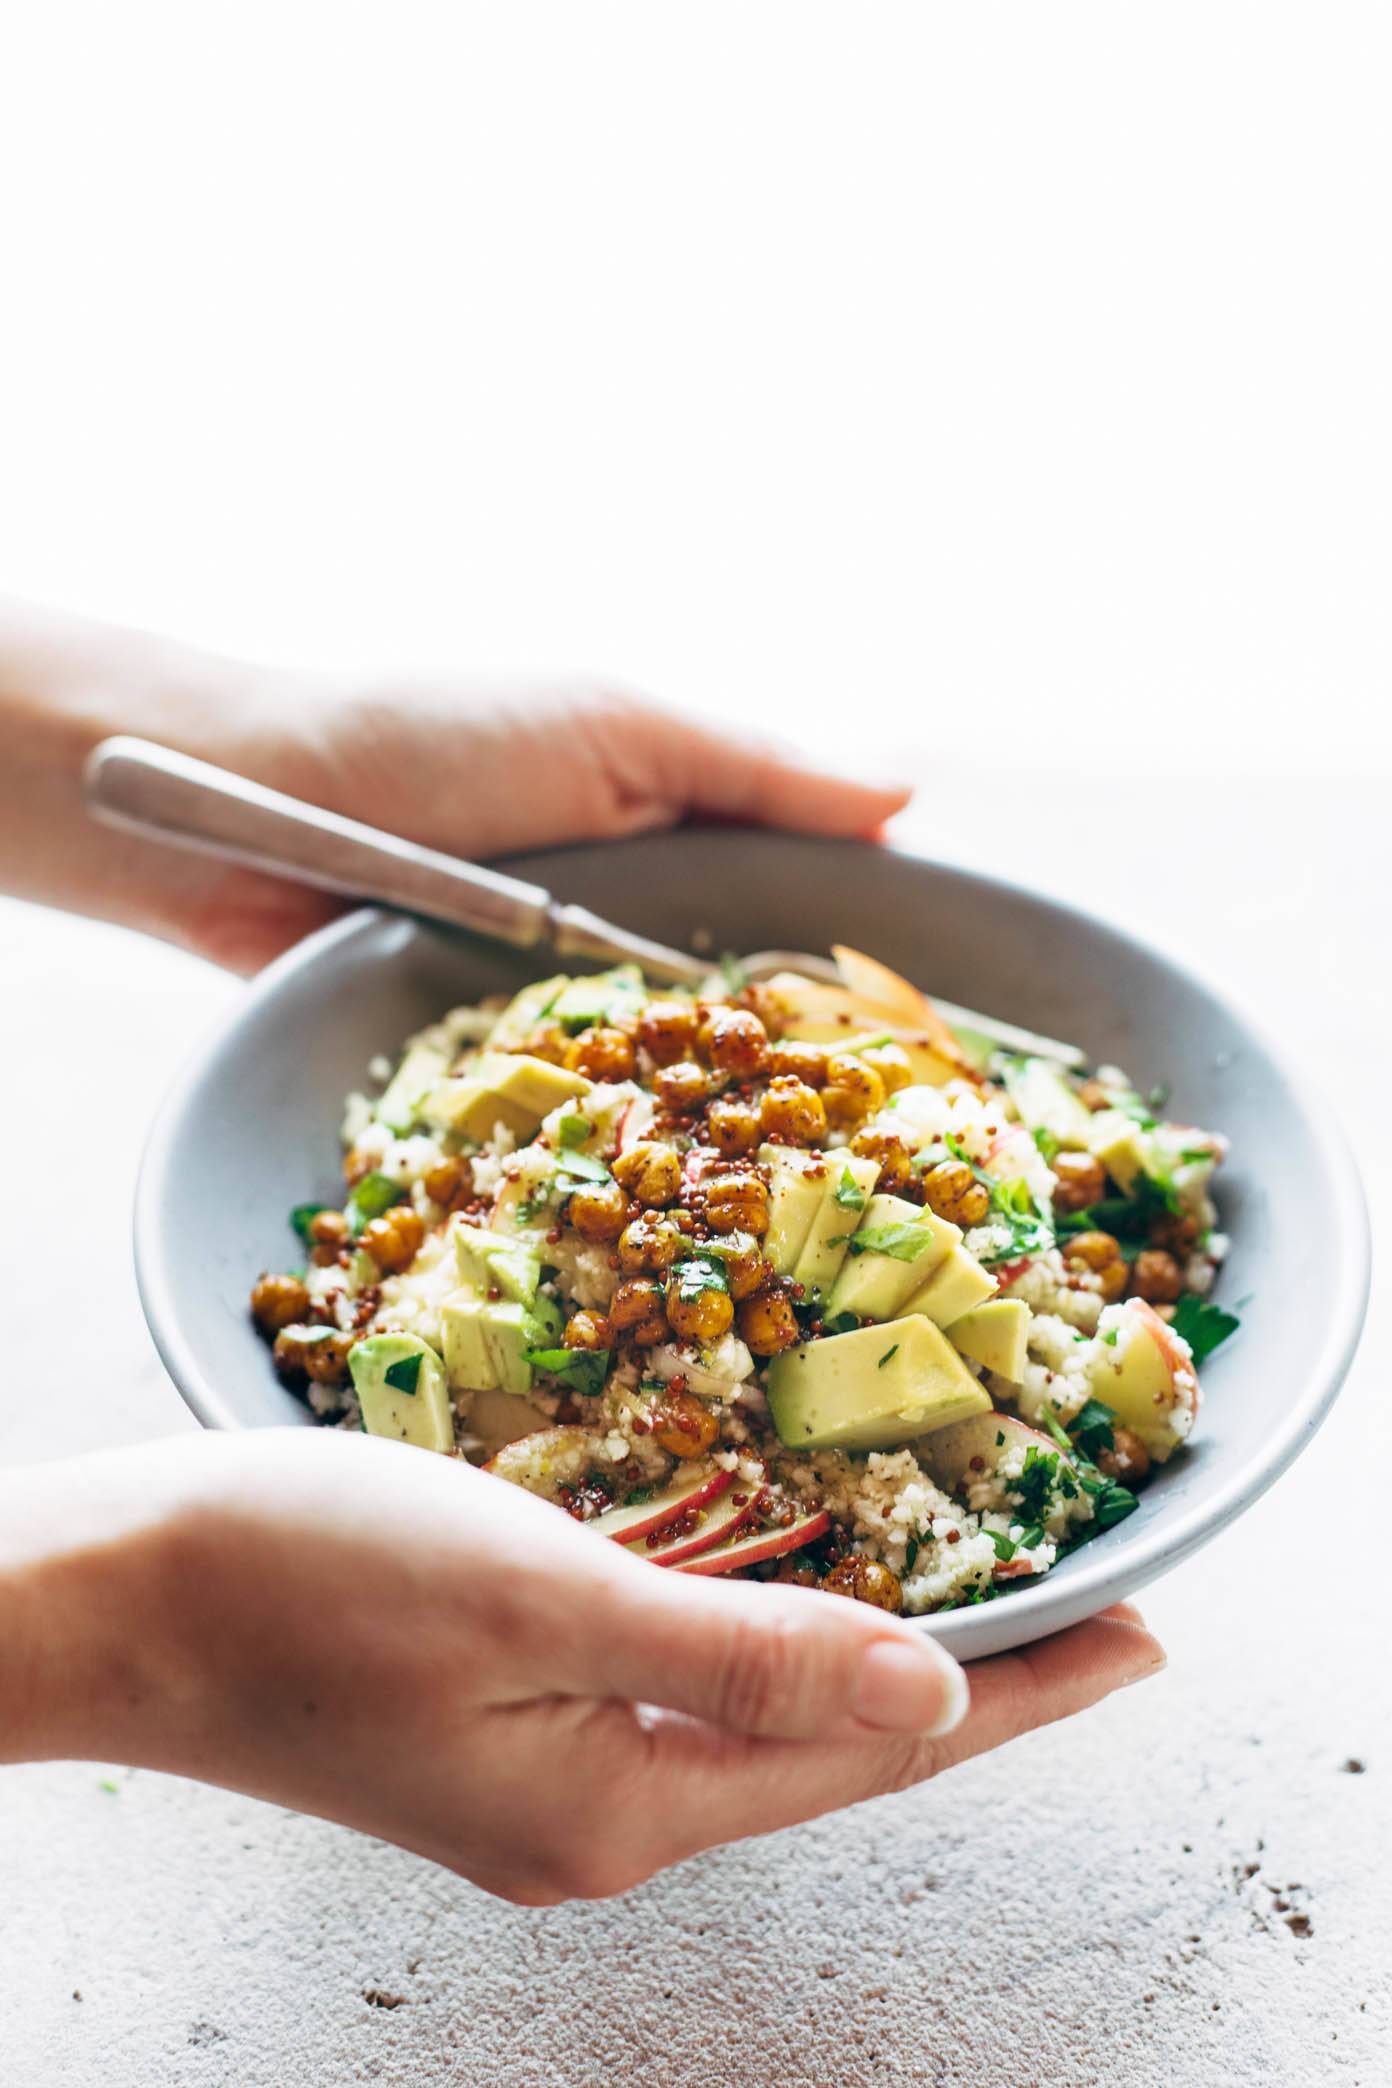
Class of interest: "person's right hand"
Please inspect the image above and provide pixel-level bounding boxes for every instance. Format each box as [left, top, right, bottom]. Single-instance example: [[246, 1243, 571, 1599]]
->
[[2, 1430, 1164, 1902]]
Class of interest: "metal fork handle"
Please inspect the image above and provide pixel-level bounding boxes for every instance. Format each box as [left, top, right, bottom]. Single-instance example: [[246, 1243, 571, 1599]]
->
[[83, 737, 707, 985]]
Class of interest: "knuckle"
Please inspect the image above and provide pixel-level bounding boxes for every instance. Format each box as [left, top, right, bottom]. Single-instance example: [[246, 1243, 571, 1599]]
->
[[712, 1611, 804, 1734]]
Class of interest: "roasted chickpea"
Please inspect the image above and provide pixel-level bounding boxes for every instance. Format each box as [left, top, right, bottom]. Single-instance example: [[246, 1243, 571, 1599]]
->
[[565, 1025, 636, 1082], [251, 1273, 310, 1335], [1129, 1248, 1185, 1305], [1096, 1425, 1151, 1483], [704, 1007, 771, 1079], [1077, 1078, 1114, 1112], [563, 1309, 613, 1351], [737, 1284, 801, 1355], [309, 1208, 351, 1250], [774, 1556, 822, 1589], [768, 1040, 830, 1087], [610, 1275, 667, 1331], [273, 1324, 352, 1384], [665, 1272, 736, 1344], [1063, 1229, 1128, 1301], [360, 1206, 425, 1274], [612, 1140, 682, 1209], [1149, 1209, 1201, 1255], [566, 1178, 629, 1245], [758, 1076, 827, 1146], [639, 1000, 699, 1066], [821, 1053, 886, 1129], [702, 1172, 771, 1237], [519, 1020, 571, 1066], [713, 1232, 774, 1300], [707, 1095, 763, 1157], [422, 1155, 473, 1208], [920, 1159, 991, 1229], [654, 1060, 709, 1115], [1051, 1150, 1107, 1213], [849, 1128, 917, 1197], [342, 1148, 371, 1187], [822, 1556, 904, 1612], [617, 1212, 686, 1274], [654, 1387, 721, 1459], [858, 1041, 914, 1096]]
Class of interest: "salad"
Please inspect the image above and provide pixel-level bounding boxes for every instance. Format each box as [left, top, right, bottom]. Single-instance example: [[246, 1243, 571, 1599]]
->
[[250, 949, 1238, 1615]]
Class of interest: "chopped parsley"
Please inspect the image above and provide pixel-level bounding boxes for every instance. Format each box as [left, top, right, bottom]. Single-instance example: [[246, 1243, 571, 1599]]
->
[[877, 1344, 900, 1369], [834, 1167, 869, 1212], [523, 1346, 611, 1397], [1069, 1397, 1118, 1461], [519, 1146, 613, 1222], [1032, 1126, 1061, 1164], [382, 1353, 423, 1397], [289, 1202, 327, 1244], [1010, 1446, 1062, 1526], [942, 1136, 1053, 1264], [345, 1171, 407, 1235], [1054, 1174, 1177, 1240], [1099, 1328, 1119, 1347], [1170, 1294, 1241, 1363], [821, 1310, 861, 1335], [848, 1221, 935, 1263], [719, 951, 750, 992], [904, 1535, 920, 1574], [987, 1528, 1018, 1561], [673, 1255, 729, 1304]]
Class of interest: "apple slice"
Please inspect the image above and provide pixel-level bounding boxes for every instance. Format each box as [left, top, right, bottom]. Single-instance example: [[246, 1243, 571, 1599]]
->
[[482, 1425, 600, 1496], [589, 1463, 733, 1547], [918, 1409, 1072, 1494], [672, 1506, 832, 1575], [625, 1472, 767, 1564], [1089, 1297, 1201, 1461]]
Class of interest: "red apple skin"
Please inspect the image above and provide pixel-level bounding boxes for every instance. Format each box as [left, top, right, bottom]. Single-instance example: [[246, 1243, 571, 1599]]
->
[[626, 1480, 767, 1565], [589, 1465, 733, 1547], [673, 1507, 832, 1575]]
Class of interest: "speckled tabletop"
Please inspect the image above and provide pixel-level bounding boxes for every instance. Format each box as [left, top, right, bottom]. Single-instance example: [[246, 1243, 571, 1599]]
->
[[2, 779, 1388, 2088]]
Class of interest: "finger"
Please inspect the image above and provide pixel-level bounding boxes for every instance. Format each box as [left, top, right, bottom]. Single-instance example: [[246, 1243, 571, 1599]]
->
[[543, 1550, 968, 1743], [595, 703, 913, 838], [632, 1608, 1164, 1865]]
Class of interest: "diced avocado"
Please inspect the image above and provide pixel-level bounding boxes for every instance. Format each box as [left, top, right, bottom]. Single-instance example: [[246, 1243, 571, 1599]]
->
[[424, 1053, 591, 1142], [760, 1146, 831, 1278], [375, 1041, 452, 1135], [1086, 1109, 1149, 1194], [487, 974, 570, 1050], [1003, 1057, 1095, 1149], [766, 1314, 992, 1452], [452, 1224, 542, 1305], [440, 1289, 563, 1395], [793, 1152, 881, 1300], [824, 1194, 959, 1322], [349, 1333, 454, 1454], [945, 1299, 1029, 1380], [549, 965, 648, 1035], [900, 1244, 998, 1327]]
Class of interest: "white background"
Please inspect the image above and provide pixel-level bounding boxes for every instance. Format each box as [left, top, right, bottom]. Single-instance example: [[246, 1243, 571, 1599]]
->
[[2, 9, 1390, 2085], [1, 2, 1388, 782]]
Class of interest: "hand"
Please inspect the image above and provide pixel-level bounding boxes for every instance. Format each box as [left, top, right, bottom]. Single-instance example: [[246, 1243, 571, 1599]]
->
[[0, 601, 910, 972], [4, 1431, 1165, 1902]]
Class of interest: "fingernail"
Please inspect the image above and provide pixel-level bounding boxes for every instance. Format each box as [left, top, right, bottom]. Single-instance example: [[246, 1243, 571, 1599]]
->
[[851, 1638, 969, 1737], [1120, 1649, 1168, 1687]]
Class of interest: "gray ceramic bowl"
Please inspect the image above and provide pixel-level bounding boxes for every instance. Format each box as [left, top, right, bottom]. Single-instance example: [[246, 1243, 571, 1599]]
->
[[135, 832, 1370, 1660]]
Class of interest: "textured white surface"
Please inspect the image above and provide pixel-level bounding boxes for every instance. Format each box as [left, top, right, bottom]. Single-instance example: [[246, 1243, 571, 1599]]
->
[[2, 781, 1388, 2086]]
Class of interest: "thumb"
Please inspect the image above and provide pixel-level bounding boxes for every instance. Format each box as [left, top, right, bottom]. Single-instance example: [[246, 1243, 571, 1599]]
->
[[553, 1549, 969, 1742]]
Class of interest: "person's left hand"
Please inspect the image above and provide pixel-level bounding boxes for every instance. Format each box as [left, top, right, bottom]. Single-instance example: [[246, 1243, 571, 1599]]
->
[[111, 660, 910, 972]]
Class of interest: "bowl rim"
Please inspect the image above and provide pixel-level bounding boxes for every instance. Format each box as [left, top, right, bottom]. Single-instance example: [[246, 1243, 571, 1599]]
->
[[134, 839, 1371, 1656]]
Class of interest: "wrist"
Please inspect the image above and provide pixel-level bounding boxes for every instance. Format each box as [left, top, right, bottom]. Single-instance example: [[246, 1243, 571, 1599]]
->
[[0, 1443, 201, 1767]]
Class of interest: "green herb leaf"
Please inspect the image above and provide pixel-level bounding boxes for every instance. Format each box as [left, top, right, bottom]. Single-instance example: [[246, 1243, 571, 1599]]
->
[[346, 1171, 407, 1236], [1032, 1126, 1061, 1164], [821, 1310, 861, 1335], [523, 1346, 611, 1397], [673, 1256, 730, 1305], [1070, 1397, 1118, 1461], [290, 1202, 327, 1244], [848, 1221, 935, 1263], [877, 1344, 900, 1369], [556, 1111, 593, 1149], [1170, 1294, 1241, 1364], [1009, 1446, 1061, 1526], [1099, 1328, 1119, 1347], [554, 1148, 612, 1186], [987, 1528, 1018, 1561], [1090, 1479, 1139, 1528], [719, 951, 749, 992], [834, 1167, 869, 1212], [382, 1353, 422, 1396], [1055, 1174, 1177, 1240], [904, 1535, 920, 1574]]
